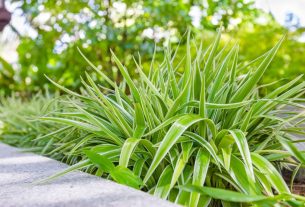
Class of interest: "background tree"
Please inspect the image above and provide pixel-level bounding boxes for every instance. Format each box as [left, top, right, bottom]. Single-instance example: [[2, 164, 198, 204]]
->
[[4, 0, 259, 93]]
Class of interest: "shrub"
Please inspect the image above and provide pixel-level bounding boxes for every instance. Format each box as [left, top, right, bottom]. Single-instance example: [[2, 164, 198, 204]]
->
[[3, 30, 305, 206]]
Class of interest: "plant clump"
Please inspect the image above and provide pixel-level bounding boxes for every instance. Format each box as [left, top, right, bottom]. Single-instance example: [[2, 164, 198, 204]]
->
[[2, 30, 305, 206]]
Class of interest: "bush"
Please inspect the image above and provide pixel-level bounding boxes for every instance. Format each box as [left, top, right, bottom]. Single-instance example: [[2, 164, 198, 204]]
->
[[2, 30, 305, 206]]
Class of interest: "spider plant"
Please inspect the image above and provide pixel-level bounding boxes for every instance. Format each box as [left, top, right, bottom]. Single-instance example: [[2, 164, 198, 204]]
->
[[0, 93, 84, 163], [0, 93, 57, 150], [7, 30, 305, 206]]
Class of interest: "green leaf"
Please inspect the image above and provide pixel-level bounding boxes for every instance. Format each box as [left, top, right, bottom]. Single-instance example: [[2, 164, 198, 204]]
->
[[205, 28, 221, 86], [229, 155, 258, 194], [40, 117, 100, 132], [119, 138, 140, 167], [111, 50, 141, 103], [251, 153, 290, 193], [133, 103, 146, 139], [111, 166, 143, 189], [154, 165, 173, 199], [77, 47, 115, 88], [84, 150, 115, 173], [231, 36, 285, 102], [180, 185, 267, 203], [143, 115, 207, 183], [228, 129, 254, 180], [279, 137, 305, 164], [170, 142, 193, 189], [190, 149, 210, 207]]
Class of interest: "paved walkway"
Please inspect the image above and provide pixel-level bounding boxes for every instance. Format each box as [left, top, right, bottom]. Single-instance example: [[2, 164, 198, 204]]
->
[[285, 105, 305, 151], [296, 142, 305, 151], [0, 143, 177, 207]]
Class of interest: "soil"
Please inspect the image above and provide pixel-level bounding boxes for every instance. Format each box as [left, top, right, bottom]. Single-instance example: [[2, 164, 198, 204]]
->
[[282, 169, 305, 196]]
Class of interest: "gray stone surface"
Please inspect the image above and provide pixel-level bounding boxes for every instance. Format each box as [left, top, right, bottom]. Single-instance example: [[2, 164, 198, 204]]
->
[[296, 140, 305, 151], [0, 143, 178, 207], [284, 106, 305, 151]]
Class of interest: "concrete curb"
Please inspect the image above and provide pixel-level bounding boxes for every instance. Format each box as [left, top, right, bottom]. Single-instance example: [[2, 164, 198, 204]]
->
[[0, 143, 178, 207]]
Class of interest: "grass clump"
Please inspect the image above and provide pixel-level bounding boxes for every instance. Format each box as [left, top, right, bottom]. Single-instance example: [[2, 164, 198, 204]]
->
[[2, 30, 305, 206], [0, 94, 84, 163], [0, 94, 57, 150]]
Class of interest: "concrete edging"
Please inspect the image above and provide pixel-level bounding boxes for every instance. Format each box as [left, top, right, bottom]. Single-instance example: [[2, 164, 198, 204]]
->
[[0, 143, 178, 207]]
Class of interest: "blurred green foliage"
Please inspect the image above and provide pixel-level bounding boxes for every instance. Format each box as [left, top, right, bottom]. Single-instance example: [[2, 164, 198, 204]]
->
[[232, 22, 305, 93], [1, 0, 305, 94], [0, 56, 15, 94], [2, 0, 260, 94]]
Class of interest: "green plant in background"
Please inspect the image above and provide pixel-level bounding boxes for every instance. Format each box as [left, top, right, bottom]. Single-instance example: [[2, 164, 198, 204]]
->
[[2, 0, 260, 94], [0, 56, 15, 94], [0, 94, 55, 148], [231, 21, 305, 93], [3, 0, 305, 97], [1, 30, 305, 206], [0, 93, 100, 167], [0, 93, 82, 162]]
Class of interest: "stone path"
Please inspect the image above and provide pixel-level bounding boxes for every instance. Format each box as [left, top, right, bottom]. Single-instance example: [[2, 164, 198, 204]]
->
[[284, 106, 305, 151], [0, 143, 178, 207], [296, 141, 305, 151]]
